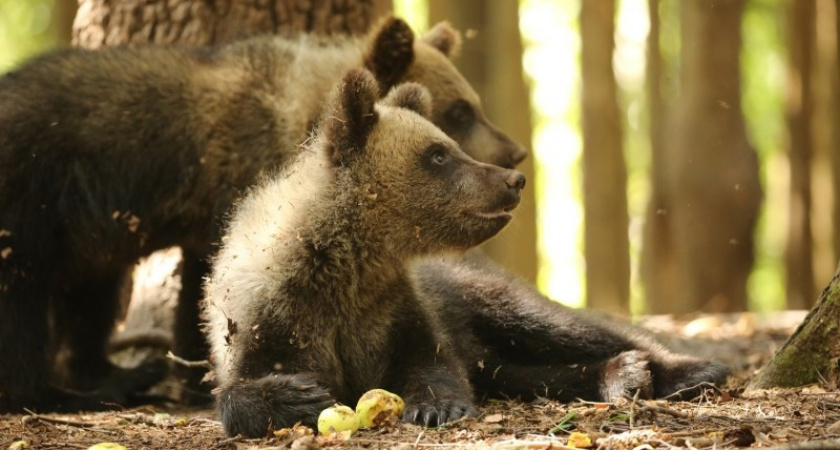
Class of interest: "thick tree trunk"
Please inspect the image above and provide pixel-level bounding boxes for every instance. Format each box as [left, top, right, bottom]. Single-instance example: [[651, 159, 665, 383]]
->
[[428, 0, 538, 285], [641, 0, 678, 314], [663, 0, 761, 313], [74, 0, 391, 47], [785, 0, 816, 310], [579, 0, 630, 314], [747, 260, 840, 390]]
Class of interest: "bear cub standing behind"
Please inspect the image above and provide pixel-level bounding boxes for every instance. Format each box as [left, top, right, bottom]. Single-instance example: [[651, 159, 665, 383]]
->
[[202, 69, 526, 438]]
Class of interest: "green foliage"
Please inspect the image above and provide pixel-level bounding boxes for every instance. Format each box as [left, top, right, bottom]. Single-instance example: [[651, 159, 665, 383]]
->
[[742, 0, 787, 312], [0, 0, 68, 73]]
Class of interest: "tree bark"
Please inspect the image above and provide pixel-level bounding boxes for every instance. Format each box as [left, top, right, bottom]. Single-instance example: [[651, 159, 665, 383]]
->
[[428, 0, 538, 285], [747, 260, 840, 390], [579, 0, 630, 314], [73, 0, 391, 48], [834, 0, 840, 264], [641, 0, 677, 314], [660, 0, 761, 314], [785, 0, 816, 310]]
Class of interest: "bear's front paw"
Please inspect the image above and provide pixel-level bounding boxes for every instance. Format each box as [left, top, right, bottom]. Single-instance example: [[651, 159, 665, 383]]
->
[[402, 400, 478, 427], [600, 350, 653, 402]]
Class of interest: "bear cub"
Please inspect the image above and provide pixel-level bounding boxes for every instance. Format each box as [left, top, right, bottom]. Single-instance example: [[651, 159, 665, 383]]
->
[[202, 69, 526, 438]]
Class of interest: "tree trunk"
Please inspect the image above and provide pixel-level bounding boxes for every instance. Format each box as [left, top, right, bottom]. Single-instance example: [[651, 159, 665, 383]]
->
[[747, 260, 840, 390], [73, 0, 391, 47], [428, 0, 538, 285], [785, 0, 816, 310], [579, 0, 629, 314], [811, 0, 839, 300], [641, 0, 677, 314], [835, 0, 840, 264], [659, 0, 761, 314]]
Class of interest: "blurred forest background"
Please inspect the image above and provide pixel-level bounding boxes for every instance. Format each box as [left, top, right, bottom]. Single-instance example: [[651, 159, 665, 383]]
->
[[1, 0, 837, 317]]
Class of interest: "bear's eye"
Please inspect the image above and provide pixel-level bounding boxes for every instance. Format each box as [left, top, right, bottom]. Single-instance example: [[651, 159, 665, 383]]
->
[[423, 144, 451, 171], [446, 100, 475, 129], [431, 147, 448, 165]]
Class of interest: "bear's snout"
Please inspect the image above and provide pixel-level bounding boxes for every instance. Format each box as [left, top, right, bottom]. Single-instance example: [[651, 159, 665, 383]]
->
[[505, 171, 526, 191]]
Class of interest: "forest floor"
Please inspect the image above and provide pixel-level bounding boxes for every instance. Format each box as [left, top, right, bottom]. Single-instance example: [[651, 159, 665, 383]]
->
[[3, 311, 839, 450]]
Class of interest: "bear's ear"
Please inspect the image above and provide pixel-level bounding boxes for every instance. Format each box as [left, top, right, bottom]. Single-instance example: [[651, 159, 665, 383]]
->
[[324, 69, 380, 166], [422, 21, 462, 58], [364, 17, 415, 94], [382, 82, 432, 119]]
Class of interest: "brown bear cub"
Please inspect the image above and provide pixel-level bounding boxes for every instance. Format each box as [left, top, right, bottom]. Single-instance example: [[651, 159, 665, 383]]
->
[[0, 18, 523, 412], [202, 69, 526, 438]]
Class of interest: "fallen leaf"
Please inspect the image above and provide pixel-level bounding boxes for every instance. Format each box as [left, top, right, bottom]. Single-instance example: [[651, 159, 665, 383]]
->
[[87, 444, 127, 450], [484, 414, 504, 423], [567, 431, 592, 448]]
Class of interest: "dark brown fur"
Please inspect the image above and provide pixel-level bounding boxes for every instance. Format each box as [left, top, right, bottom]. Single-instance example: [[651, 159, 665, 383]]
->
[[0, 17, 525, 413], [202, 69, 526, 438], [414, 251, 730, 403]]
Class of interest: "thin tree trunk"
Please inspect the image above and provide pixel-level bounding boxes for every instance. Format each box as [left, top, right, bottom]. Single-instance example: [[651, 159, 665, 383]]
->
[[641, 0, 677, 314], [665, 0, 762, 313], [832, 0, 840, 269], [785, 0, 816, 310], [747, 259, 840, 390], [580, 0, 629, 314], [811, 0, 839, 298], [428, 0, 538, 285], [73, 0, 391, 47]]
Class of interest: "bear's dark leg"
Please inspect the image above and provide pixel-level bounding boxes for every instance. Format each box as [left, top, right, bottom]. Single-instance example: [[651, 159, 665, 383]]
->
[[61, 271, 166, 403], [0, 280, 51, 412], [386, 307, 477, 427], [471, 349, 653, 403], [174, 250, 213, 404], [216, 373, 335, 438], [416, 255, 729, 401]]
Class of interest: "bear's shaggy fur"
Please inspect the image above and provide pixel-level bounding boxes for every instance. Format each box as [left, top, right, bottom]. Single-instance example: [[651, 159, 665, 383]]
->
[[0, 17, 525, 413], [202, 69, 526, 438], [413, 253, 730, 403]]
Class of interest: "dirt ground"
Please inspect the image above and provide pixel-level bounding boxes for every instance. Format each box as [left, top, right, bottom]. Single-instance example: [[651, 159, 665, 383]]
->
[[3, 311, 839, 450]]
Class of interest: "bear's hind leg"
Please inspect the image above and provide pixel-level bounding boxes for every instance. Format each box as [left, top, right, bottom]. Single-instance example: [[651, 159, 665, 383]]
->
[[471, 350, 653, 403], [0, 281, 52, 412], [59, 271, 167, 402], [173, 251, 213, 405]]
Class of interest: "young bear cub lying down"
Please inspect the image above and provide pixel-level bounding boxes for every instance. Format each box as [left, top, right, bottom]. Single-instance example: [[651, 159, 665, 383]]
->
[[202, 69, 728, 438], [203, 69, 526, 437]]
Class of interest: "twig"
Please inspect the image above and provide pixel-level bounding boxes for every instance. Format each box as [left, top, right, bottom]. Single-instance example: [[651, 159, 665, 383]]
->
[[757, 439, 840, 450], [166, 350, 213, 369], [662, 382, 720, 401], [213, 435, 243, 448], [22, 408, 97, 428]]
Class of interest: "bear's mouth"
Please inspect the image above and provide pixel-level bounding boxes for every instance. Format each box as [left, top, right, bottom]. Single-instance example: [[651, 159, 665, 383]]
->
[[468, 207, 515, 221]]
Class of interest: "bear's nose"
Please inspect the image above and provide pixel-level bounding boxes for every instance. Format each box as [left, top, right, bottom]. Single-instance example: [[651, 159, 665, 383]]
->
[[505, 171, 526, 190]]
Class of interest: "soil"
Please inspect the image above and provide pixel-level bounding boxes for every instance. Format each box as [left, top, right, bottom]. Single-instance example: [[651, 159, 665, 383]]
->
[[3, 311, 838, 450]]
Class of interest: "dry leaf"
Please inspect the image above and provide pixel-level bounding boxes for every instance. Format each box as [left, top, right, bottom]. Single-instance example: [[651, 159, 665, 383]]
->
[[483, 414, 504, 423], [567, 431, 593, 448]]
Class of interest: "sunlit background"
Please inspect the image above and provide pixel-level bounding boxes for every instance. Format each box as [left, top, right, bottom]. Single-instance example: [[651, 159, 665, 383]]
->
[[0, 0, 804, 313]]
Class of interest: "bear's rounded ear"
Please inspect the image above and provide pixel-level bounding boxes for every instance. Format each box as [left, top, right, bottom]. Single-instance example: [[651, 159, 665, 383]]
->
[[364, 17, 415, 95], [324, 69, 380, 166], [382, 83, 432, 119], [422, 21, 462, 58]]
